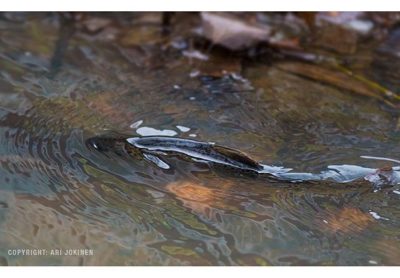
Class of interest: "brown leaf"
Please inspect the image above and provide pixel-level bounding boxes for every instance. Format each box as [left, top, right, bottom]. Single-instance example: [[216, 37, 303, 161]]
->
[[201, 12, 271, 51]]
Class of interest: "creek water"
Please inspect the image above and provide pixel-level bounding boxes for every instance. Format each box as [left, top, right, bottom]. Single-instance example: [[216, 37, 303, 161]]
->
[[0, 13, 400, 265]]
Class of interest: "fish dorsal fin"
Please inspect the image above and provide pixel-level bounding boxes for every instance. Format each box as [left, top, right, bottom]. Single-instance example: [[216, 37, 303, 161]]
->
[[142, 153, 171, 170], [211, 145, 261, 169]]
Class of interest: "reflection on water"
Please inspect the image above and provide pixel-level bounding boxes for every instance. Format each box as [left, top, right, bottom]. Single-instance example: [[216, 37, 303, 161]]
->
[[1, 13, 400, 266]]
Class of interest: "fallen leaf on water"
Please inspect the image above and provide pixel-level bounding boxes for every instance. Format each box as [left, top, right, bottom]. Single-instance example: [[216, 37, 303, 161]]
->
[[200, 12, 271, 51]]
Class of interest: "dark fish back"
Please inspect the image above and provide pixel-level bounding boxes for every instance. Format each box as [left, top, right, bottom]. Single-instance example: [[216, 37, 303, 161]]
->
[[211, 145, 262, 171]]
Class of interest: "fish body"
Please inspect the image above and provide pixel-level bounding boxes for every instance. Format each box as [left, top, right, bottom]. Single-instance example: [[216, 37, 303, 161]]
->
[[126, 136, 264, 172], [87, 135, 400, 187]]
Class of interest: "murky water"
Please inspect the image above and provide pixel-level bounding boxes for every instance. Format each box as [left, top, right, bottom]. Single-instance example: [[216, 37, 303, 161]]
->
[[1, 13, 400, 266]]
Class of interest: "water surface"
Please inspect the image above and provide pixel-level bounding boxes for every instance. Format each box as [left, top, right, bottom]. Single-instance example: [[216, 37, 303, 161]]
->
[[0, 13, 400, 266]]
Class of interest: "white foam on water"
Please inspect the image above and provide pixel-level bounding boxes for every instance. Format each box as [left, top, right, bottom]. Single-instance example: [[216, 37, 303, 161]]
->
[[325, 165, 376, 183], [259, 164, 292, 174], [182, 50, 209, 61], [130, 120, 143, 129], [136, 127, 177, 137], [369, 211, 389, 221], [176, 125, 190, 132], [361, 155, 400, 164]]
